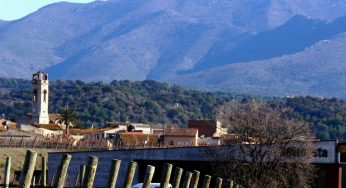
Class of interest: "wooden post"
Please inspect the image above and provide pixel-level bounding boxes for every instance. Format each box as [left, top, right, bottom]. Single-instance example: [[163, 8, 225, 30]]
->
[[32, 176, 36, 187], [79, 165, 86, 188], [20, 137, 24, 147], [189, 170, 200, 188], [41, 156, 47, 187], [202, 175, 211, 188], [172, 167, 183, 188], [50, 173, 55, 186], [32, 136, 37, 148], [4, 157, 11, 188], [55, 139, 59, 150], [88, 141, 92, 151], [18, 150, 37, 188], [44, 140, 48, 148], [107, 159, 121, 188], [122, 161, 137, 188], [215, 177, 222, 188], [99, 139, 103, 150], [82, 156, 99, 188], [235, 184, 239, 188], [182, 172, 193, 188], [228, 180, 234, 188], [66, 139, 71, 150], [8, 136, 12, 147], [74, 171, 80, 187], [160, 163, 173, 188], [52, 154, 72, 188], [143, 165, 155, 188]]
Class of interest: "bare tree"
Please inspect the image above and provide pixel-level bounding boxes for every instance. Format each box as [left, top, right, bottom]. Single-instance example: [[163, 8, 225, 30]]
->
[[210, 101, 316, 188]]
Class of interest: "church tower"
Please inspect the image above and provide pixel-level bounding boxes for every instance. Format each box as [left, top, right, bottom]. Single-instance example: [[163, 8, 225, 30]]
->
[[32, 71, 49, 124]]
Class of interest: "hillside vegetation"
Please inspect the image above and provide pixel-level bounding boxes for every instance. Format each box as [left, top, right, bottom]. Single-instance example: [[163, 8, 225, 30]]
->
[[0, 78, 345, 140], [0, 78, 238, 126]]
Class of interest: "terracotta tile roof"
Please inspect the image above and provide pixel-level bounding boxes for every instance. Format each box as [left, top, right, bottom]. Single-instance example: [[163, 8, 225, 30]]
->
[[0, 119, 16, 129], [188, 120, 217, 137], [69, 128, 102, 135], [92, 127, 119, 133], [164, 128, 198, 137], [32, 124, 63, 131], [25, 113, 62, 121], [49, 114, 62, 120], [0, 129, 45, 138]]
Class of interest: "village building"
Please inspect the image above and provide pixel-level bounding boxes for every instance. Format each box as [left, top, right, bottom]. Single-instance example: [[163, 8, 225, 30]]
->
[[163, 128, 198, 146], [105, 122, 151, 134], [188, 120, 228, 145], [0, 118, 16, 131]]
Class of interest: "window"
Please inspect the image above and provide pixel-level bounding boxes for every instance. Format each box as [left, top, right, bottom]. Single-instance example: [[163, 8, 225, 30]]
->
[[169, 140, 174, 145], [33, 89, 38, 102], [43, 90, 47, 102], [185, 140, 190, 146], [177, 140, 183, 145]]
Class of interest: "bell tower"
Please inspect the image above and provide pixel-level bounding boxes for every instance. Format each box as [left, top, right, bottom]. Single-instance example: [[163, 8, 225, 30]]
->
[[32, 71, 49, 124]]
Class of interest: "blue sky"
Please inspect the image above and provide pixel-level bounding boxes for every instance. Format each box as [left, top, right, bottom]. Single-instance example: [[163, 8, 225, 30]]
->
[[0, 0, 96, 21]]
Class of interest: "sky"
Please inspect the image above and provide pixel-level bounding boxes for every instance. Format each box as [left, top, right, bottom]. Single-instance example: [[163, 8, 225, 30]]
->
[[0, 0, 96, 21]]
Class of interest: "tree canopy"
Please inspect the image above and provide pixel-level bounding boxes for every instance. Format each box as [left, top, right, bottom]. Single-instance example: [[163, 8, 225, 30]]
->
[[212, 101, 315, 188]]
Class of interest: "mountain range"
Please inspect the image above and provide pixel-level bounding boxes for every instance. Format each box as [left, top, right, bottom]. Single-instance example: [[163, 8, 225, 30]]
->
[[0, 0, 346, 98]]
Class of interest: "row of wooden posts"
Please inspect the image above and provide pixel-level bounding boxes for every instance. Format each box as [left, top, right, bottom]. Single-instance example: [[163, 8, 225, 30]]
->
[[2, 149, 241, 188]]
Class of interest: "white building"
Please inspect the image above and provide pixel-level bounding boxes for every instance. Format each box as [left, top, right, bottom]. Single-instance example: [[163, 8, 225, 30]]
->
[[31, 71, 50, 124]]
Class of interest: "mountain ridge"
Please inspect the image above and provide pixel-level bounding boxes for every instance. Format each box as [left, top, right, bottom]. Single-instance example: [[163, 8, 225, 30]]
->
[[1, 0, 346, 97]]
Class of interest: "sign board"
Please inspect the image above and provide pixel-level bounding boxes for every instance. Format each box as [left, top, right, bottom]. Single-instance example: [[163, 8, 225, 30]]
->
[[311, 140, 337, 164]]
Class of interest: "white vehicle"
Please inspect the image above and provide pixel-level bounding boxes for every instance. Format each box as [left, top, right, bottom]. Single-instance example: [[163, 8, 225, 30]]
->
[[132, 183, 172, 188]]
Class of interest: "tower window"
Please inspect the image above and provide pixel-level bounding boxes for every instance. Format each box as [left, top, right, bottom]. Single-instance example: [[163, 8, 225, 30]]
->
[[33, 89, 38, 102], [43, 90, 47, 102]]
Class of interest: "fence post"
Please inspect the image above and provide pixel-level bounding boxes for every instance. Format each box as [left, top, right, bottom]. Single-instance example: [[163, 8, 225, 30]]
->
[[32, 137, 37, 148], [66, 139, 71, 150], [182, 172, 193, 188], [32, 176, 36, 187], [52, 154, 72, 188], [107, 159, 121, 188], [41, 156, 47, 187], [228, 179, 234, 188], [82, 156, 99, 188], [202, 175, 211, 188], [55, 139, 59, 150], [122, 161, 137, 188], [79, 165, 86, 188], [215, 177, 222, 188], [160, 163, 173, 188], [189, 170, 200, 188], [143, 165, 155, 188], [74, 170, 80, 187], [172, 167, 183, 188], [8, 136, 12, 147], [4, 157, 11, 188], [18, 150, 37, 188], [50, 173, 55, 186]]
